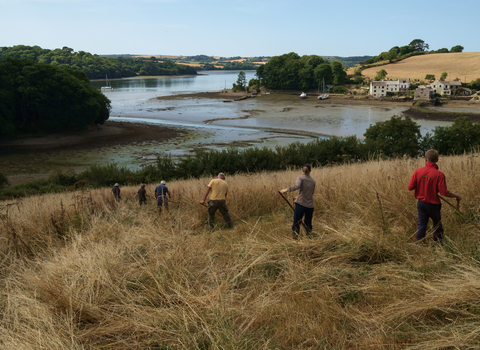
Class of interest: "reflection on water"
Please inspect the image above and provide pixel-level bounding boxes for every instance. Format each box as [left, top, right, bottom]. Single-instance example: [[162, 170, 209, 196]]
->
[[91, 70, 257, 93]]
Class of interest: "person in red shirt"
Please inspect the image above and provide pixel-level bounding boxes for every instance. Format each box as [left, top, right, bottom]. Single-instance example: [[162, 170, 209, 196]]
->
[[408, 149, 461, 242]]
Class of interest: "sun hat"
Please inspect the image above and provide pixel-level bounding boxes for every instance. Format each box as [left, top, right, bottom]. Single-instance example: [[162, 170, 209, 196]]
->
[[114, 183, 119, 186], [161, 180, 166, 184]]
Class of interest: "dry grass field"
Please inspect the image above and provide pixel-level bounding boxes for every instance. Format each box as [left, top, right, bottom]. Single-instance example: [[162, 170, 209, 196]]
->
[[360, 52, 480, 83], [2, 154, 480, 349]]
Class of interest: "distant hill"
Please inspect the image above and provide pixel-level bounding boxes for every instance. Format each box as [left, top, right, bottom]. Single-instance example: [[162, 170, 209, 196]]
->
[[360, 52, 480, 83], [128, 55, 374, 68]]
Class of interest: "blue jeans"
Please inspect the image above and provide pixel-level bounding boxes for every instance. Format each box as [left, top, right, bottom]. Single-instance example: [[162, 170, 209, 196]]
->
[[417, 200, 443, 241], [293, 203, 314, 234]]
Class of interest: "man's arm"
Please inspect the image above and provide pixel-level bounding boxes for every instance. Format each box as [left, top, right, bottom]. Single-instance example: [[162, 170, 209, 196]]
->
[[200, 187, 211, 204], [444, 192, 462, 201]]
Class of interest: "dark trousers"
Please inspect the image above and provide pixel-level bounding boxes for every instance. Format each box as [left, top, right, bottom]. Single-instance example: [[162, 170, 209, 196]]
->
[[293, 203, 314, 235], [208, 200, 233, 230], [417, 200, 443, 241]]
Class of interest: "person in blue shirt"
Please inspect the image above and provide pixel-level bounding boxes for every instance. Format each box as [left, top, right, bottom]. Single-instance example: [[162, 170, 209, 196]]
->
[[155, 180, 171, 215]]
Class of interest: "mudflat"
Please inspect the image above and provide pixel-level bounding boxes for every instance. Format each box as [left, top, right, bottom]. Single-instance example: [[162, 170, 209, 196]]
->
[[1, 121, 187, 185], [1, 120, 186, 151]]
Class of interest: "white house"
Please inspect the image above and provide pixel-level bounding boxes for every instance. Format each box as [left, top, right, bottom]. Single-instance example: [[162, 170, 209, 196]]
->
[[386, 80, 399, 92], [369, 78, 410, 97], [428, 80, 462, 96], [399, 78, 410, 91], [369, 81, 387, 97]]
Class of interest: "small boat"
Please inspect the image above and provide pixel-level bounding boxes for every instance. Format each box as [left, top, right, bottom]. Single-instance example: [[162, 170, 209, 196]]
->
[[101, 75, 113, 92], [300, 92, 306, 99], [317, 78, 329, 99], [317, 93, 329, 100]]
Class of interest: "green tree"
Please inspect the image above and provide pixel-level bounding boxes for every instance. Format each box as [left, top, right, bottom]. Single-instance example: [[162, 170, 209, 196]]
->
[[314, 63, 333, 86], [331, 60, 346, 85], [234, 71, 247, 91], [364, 116, 422, 157], [387, 46, 399, 61], [353, 75, 364, 84], [425, 74, 435, 81], [0, 57, 110, 134], [450, 45, 464, 53], [431, 117, 480, 154], [469, 78, 480, 91], [409, 39, 429, 52], [374, 69, 388, 80], [440, 72, 448, 81]]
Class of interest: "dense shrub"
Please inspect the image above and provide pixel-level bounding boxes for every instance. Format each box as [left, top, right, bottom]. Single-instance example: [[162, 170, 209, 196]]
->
[[331, 86, 349, 94], [432, 117, 480, 154], [0, 172, 9, 189], [364, 116, 422, 157]]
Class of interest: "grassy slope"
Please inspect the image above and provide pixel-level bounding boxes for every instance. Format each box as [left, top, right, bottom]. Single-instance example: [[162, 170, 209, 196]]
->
[[1, 154, 480, 349], [360, 52, 480, 83]]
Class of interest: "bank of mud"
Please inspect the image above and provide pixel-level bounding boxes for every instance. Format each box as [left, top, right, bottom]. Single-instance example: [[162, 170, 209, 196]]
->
[[404, 101, 480, 122]]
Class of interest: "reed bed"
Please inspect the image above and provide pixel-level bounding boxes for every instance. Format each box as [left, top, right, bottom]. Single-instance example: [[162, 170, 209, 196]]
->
[[1, 153, 480, 349]]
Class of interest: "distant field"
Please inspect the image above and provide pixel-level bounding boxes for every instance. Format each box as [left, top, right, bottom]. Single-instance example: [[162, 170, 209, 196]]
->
[[360, 52, 480, 83], [133, 55, 265, 67]]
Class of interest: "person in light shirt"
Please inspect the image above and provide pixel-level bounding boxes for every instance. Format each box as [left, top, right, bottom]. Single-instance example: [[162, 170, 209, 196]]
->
[[200, 172, 233, 231], [280, 164, 315, 239]]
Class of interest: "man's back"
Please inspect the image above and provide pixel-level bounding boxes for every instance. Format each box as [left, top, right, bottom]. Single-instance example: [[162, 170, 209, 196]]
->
[[208, 178, 228, 200], [155, 184, 169, 196], [408, 163, 449, 204]]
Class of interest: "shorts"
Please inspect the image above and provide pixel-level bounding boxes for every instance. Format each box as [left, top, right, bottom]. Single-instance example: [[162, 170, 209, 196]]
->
[[156, 196, 169, 207]]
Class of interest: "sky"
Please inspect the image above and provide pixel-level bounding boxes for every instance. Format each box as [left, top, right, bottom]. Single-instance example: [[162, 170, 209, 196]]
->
[[2, 0, 479, 57]]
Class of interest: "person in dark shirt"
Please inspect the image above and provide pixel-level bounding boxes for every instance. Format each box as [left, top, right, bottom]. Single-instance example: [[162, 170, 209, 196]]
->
[[155, 180, 171, 215], [112, 183, 121, 201], [408, 149, 461, 242], [137, 184, 148, 206]]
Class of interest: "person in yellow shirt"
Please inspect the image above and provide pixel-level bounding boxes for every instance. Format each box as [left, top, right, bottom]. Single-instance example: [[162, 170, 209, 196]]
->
[[200, 172, 233, 231]]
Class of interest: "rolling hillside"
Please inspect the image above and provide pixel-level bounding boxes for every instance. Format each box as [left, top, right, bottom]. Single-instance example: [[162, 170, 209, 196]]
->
[[361, 52, 480, 83]]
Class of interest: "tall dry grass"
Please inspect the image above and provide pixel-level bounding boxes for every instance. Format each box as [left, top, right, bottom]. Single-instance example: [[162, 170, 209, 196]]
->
[[1, 154, 480, 349]]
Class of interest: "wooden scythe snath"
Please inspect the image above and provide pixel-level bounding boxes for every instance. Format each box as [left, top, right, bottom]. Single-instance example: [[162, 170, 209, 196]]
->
[[168, 200, 187, 208], [440, 196, 480, 232], [277, 191, 308, 231]]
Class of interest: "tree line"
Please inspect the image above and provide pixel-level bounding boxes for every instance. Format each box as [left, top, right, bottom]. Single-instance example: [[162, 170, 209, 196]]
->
[[0, 57, 110, 137], [0, 45, 197, 80], [255, 52, 347, 90], [363, 39, 464, 65]]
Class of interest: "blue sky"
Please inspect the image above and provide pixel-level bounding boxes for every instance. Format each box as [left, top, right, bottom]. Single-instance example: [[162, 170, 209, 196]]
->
[[2, 0, 479, 57]]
